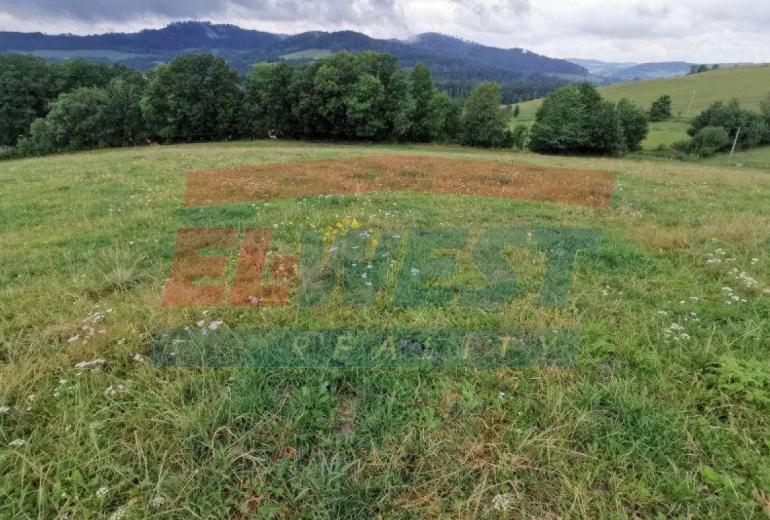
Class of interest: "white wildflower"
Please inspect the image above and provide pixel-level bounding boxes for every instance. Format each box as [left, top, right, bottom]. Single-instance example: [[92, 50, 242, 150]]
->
[[75, 359, 105, 369], [96, 486, 109, 499], [133, 353, 145, 363], [9, 439, 25, 447], [105, 384, 127, 397], [410, 267, 420, 276], [498, 392, 506, 400], [208, 320, 223, 331], [491, 493, 512, 512], [664, 323, 690, 342], [108, 506, 129, 520], [67, 335, 80, 343], [150, 496, 166, 508], [0, 405, 10, 414]]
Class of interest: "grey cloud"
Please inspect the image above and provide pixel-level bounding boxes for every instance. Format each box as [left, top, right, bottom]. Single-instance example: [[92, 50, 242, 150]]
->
[[0, 0, 401, 25]]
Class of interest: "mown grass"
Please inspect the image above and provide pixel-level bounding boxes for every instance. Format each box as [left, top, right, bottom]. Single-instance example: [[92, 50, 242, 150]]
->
[[1, 141, 770, 518]]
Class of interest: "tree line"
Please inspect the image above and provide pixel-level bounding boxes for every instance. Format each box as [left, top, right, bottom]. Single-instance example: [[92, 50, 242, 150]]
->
[[3, 51, 663, 158], [3, 51, 522, 155]]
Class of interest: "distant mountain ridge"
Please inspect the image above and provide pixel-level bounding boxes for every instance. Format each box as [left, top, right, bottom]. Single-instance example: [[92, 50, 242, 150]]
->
[[0, 21, 586, 78]]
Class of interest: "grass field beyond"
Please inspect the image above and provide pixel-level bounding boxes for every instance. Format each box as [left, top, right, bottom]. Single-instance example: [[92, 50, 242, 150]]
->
[[512, 64, 770, 152], [1, 141, 770, 518], [516, 64, 770, 122]]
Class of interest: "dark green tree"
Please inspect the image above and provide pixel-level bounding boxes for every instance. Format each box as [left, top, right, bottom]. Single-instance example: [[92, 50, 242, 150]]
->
[[649, 95, 673, 121], [0, 54, 56, 146], [362, 53, 413, 140], [760, 92, 770, 143], [460, 82, 508, 147], [528, 85, 587, 153], [529, 83, 625, 155], [244, 62, 296, 138], [346, 73, 386, 138], [409, 63, 441, 141], [513, 104, 520, 118], [427, 91, 460, 142], [509, 124, 528, 150], [18, 77, 147, 155], [53, 59, 140, 94], [617, 98, 649, 152], [141, 53, 243, 142]]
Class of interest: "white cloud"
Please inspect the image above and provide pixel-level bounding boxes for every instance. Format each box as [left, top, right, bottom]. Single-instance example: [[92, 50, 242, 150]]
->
[[0, 0, 768, 63]]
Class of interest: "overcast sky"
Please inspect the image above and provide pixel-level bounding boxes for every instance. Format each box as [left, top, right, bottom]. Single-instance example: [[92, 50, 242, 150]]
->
[[1, 0, 768, 63]]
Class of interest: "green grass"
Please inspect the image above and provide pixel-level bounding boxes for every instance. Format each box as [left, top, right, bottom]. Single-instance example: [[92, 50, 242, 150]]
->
[[2, 141, 770, 518], [2, 49, 157, 60], [517, 64, 770, 122], [280, 49, 334, 61], [703, 145, 770, 171], [513, 64, 770, 151]]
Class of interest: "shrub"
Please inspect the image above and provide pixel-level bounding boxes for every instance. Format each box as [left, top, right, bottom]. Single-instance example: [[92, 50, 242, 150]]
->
[[676, 126, 730, 158], [689, 100, 767, 151], [761, 92, 770, 143], [617, 98, 649, 152], [649, 95, 672, 121], [460, 82, 509, 148], [508, 124, 529, 150]]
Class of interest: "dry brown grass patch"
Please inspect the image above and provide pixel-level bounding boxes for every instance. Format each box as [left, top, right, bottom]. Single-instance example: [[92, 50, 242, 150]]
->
[[184, 155, 617, 208]]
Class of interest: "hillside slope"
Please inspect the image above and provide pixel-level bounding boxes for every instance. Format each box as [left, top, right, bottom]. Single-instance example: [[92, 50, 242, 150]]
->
[[516, 64, 770, 122], [0, 21, 586, 79]]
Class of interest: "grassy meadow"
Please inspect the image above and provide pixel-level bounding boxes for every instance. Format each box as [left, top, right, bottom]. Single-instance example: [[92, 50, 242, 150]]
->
[[1, 141, 770, 518], [513, 64, 770, 152]]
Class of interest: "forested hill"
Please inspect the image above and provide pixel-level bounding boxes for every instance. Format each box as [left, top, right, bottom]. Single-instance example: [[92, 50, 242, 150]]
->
[[0, 21, 586, 101]]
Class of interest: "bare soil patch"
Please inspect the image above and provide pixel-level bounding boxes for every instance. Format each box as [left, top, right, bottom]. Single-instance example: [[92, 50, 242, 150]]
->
[[184, 155, 617, 208]]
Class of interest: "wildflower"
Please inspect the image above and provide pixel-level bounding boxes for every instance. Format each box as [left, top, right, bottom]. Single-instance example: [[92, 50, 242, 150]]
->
[[105, 384, 127, 397], [150, 496, 166, 508], [67, 335, 80, 343], [58, 379, 67, 386], [108, 506, 129, 520], [498, 392, 506, 400], [491, 494, 512, 512], [96, 486, 109, 499], [196, 320, 205, 327], [208, 320, 223, 331], [75, 359, 105, 369], [410, 267, 420, 277], [9, 439, 25, 447], [0, 405, 10, 414], [664, 323, 690, 342], [133, 353, 145, 363]]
